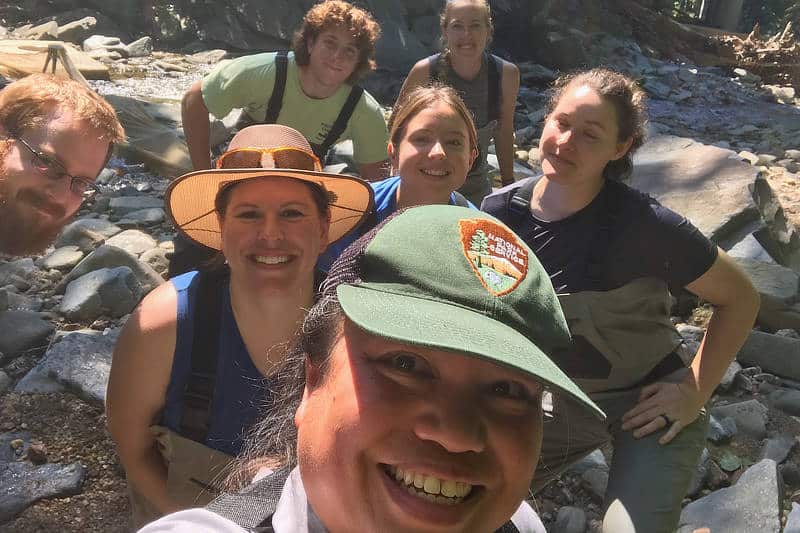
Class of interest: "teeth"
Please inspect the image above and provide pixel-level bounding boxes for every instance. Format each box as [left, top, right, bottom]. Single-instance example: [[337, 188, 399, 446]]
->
[[387, 466, 473, 503], [254, 255, 289, 265], [422, 169, 448, 176]]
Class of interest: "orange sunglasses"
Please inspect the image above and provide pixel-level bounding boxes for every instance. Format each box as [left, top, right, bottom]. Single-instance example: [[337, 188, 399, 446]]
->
[[216, 146, 322, 172]]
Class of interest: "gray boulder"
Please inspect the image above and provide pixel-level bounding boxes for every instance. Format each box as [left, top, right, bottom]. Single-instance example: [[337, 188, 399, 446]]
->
[[0, 289, 43, 313], [125, 36, 153, 57], [677, 459, 781, 533], [59, 245, 163, 295], [581, 468, 608, 500], [767, 388, 800, 416], [0, 311, 54, 357], [108, 196, 163, 216], [727, 234, 777, 263], [760, 434, 796, 464], [82, 34, 128, 56], [786, 503, 800, 533], [707, 414, 737, 444], [56, 16, 97, 43], [37, 246, 85, 271], [710, 400, 768, 439], [553, 506, 587, 533], [0, 462, 86, 523], [16, 329, 119, 403], [60, 267, 143, 321], [56, 218, 121, 251], [738, 330, 800, 381], [0, 259, 38, 288], [117, 208, 165, 227], [734, 258, 798, 304], [0, 371, 10, 394], [104, 229, 158, 257]]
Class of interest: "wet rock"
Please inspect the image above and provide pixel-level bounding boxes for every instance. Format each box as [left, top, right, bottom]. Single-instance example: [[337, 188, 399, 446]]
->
[[117, 207, 165, 227], [0, 462, 86, 523], [733, 259, 798, 304], [738, 331, 800, 381], [16, 329, 119, 403], [58, 245, 163, 295], [719, 360, 742, 391], [0, 371, 10, 394], [581, 468, 608, 500], [677, 459, 780, 533], [60, 267, 143, 321], [56, 218, 121, 250], [710, 400, 768, 439], [104, 229, 158, 256], [37, 246, 85, 271], [707, 414, 737, 444], [56, 16, 97, 43], [767, 388, 800, 416], [0, 288, 43, 313], [760, 434, 796, 464], [0, 311, 54, 358], [125, 36, 152, 58], [108, 196, 163, 216], [553, 505, 587, 533], [787, 503, 800, 533]]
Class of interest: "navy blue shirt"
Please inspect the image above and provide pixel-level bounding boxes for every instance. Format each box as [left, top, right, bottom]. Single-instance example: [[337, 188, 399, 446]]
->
[[482, 178, 718, 294]]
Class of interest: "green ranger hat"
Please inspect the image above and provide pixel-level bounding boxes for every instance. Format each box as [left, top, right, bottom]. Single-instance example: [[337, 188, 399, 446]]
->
[[325, 204, 605, 420]]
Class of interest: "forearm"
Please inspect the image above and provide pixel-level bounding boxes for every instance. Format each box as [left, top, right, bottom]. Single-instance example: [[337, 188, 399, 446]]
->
[[495, 127, 516, 185], [121, 443, 181, 515], [182, 86, 213, 171], [689, 296, 759, 402]]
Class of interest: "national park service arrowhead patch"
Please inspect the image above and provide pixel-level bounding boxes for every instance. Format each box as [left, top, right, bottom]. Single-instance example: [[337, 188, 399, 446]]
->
[[459, 218, 528, 296]]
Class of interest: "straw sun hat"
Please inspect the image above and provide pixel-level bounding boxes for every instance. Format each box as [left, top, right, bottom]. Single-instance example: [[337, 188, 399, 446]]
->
[[165, 125, 375, 251]]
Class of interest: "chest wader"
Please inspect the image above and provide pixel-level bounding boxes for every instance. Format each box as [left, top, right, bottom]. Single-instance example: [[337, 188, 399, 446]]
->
[[506, 181, 709, 533], [429, 52, 500, 206], [128, 271, 236, 529]]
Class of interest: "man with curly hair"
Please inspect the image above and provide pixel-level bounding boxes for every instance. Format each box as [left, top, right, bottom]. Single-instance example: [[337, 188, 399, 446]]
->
[[182, 0, 389, 181], [0, 74, 124, 256]]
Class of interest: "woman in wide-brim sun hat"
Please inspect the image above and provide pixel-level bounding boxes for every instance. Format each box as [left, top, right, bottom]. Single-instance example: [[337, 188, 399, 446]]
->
[[106, 124, 374, 528]]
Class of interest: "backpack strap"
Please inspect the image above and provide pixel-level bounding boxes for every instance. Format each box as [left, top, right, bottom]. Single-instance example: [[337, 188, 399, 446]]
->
[[452, 191, 472, 208], [263, 51, 289, 124], [508, 178, 537, 222], [179, 269, 227, 443], [311, 85, 364, 159], [206, 466, 293, 532], [486, 53, 501, 123]]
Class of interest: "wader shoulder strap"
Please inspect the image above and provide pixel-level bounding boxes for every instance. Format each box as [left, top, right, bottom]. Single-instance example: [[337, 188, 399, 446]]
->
[[312, 84, 364, 159], [206, 466, 293, 532], [487, 53, 501, 123], [179, 270, 227, 443], [508, 178, 537, 224], [263, 51, 289, 124]]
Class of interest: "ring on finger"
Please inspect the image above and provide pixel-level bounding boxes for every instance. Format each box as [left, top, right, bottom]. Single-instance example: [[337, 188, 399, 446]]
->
[[659, 414, 672, 426]]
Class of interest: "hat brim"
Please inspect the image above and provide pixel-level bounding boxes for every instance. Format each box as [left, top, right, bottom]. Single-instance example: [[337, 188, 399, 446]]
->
[[337, 284, 605, 420], [165, 168, 375, 251]]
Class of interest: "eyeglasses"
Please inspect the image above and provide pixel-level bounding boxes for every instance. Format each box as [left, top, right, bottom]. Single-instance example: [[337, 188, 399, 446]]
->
[[13, 136, 99, 198], [216, 146, 322, 172]]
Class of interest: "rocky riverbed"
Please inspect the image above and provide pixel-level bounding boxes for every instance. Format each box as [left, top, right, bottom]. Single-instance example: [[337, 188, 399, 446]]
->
[[2, 11, 800, 533]]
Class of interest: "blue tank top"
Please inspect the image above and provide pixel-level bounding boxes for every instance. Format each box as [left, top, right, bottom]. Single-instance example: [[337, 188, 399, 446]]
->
[[161, 271, 269, 456]]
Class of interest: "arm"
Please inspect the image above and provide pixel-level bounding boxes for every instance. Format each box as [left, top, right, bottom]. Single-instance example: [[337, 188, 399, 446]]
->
[[495, 61, 520, 187], [358, 159, 390, 181], [106, 282, 181, 515], [182, 80, 213, 171], [622, 249, 759, 444]]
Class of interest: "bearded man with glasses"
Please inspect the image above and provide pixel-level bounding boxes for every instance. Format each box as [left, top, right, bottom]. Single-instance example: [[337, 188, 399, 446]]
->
[[0, 73, 124, 255]]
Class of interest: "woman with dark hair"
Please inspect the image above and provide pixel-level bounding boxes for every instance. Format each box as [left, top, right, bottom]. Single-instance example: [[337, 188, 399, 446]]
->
[[482, 68, 759, 532], [106, 124, 374, 527], [399, 0, 520, 206]]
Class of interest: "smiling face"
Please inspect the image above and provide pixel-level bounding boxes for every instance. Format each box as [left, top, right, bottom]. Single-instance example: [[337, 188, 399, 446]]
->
[[442, 0, 491, 61], [218, 177, 329, 292], [305, 25, 361, 90], [389, 100, 477, 205], [539, 83, 633, 188], [0, 109, 108, 255], [295, 319, 543, 533]]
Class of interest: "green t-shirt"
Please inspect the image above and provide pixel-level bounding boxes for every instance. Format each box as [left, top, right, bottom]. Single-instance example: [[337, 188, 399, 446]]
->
[[201, 51, 389, 165]]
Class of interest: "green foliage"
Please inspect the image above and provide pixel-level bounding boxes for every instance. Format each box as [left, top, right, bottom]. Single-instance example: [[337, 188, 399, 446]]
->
[[740, 0, 796, 35]]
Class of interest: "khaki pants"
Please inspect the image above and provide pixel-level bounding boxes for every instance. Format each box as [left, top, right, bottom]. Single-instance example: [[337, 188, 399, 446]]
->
[[534, 378, 708, 533], [128, 426, 234, 530]]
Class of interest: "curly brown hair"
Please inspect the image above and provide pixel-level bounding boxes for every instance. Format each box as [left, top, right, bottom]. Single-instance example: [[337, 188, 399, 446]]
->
[[292, 0, 381, 85], [546, 68, 648, 180]]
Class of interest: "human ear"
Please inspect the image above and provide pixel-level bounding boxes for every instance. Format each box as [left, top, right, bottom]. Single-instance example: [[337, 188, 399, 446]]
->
[[294, 359, 319, 428], [387, 141, 398, 168], [613, 137, 634, 161]]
